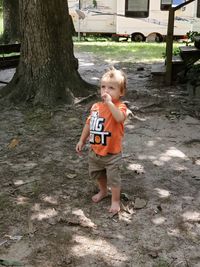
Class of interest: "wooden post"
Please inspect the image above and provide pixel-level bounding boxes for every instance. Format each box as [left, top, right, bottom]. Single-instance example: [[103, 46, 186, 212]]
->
[[165, 7, 175, 85], [165, 0, 195, 85]]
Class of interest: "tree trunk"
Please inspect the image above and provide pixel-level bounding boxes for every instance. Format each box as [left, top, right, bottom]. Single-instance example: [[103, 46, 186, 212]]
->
[[3, 0, 20, 43], [1, 0, 95, 106], [197, 0, 200, 17]]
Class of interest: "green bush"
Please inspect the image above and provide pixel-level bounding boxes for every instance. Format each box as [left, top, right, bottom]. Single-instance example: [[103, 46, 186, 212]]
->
[[186, 31, 200, 42]]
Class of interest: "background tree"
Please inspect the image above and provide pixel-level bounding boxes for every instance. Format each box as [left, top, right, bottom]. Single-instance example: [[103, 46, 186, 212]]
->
[[0, 0, 95, 106], [198, 0, 200, 16], [3, 0, 20, 43]]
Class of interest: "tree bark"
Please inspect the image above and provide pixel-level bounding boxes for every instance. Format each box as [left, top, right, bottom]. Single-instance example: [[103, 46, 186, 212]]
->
[[197, 0, 200, 17], [3, 0, 20, 43], [0, 0, 95, 106]]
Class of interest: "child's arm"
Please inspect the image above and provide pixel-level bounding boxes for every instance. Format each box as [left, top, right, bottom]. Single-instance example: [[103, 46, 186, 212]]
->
[[76, 123, 90, 154], [106, 101, 125, 122], [102, 93, 126, 122]]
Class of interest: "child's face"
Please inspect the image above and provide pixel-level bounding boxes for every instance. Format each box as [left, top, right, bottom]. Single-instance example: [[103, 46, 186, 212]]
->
[[100, 78, 123, 101]]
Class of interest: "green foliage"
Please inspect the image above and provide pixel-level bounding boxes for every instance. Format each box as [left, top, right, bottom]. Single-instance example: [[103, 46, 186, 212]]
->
[[161, 43, 180, 58], [186, 31, 200, 42], [187, 63, 200, 80], [173, 46, 181, 56], [93, 0, 97, 8]]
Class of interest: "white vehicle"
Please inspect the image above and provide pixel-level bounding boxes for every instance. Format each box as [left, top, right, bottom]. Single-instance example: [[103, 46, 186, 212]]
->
[[68, 0, 200, 41]]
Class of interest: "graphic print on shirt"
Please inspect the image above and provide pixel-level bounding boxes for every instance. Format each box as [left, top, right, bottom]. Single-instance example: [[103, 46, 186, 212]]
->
[[89, 111, 111, 145]]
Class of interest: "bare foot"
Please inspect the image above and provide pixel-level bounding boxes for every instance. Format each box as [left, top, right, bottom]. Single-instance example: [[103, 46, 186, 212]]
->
[[109, 201, 120, 214], [92, 191, 107, 203]]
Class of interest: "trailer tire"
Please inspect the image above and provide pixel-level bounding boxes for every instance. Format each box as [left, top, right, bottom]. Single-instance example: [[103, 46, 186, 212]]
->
[[155, 33, 163, 43], [146, 33, 163, 43], [131, 33, 145, 42]]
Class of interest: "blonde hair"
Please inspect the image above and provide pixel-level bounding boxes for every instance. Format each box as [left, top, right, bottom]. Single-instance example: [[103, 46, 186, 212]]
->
[[101, 67, 127, 95]]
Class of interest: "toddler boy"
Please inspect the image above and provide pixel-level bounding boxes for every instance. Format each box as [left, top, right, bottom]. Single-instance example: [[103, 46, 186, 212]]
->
[[76, 67, 127, 214]]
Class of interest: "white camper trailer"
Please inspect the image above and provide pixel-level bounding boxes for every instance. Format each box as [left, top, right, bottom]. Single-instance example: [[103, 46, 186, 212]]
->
[[68, 0, 200, 41]]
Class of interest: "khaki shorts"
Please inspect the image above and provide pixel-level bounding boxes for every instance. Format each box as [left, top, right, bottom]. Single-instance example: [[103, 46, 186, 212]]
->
[[88, 149, 122, 187]]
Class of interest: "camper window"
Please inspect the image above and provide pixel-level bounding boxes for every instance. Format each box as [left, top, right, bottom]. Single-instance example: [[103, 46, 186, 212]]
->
[[125, 0, 149, 18]]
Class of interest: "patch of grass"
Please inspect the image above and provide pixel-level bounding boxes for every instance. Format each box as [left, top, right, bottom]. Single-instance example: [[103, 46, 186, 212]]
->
[[74, 41, 180, 63], [153, 259, 170, 267]]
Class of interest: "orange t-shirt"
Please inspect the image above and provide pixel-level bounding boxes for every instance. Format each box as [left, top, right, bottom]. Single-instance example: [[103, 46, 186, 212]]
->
[[86, 101, 127, 156]]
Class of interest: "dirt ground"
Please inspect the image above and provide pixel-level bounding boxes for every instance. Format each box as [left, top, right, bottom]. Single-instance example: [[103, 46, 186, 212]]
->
[[0, 51, 200, 267]]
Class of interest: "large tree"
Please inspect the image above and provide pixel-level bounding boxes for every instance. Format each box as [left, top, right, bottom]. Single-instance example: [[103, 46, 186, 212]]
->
[[3, 0, 20, 43], [0, 0, 94, 105]]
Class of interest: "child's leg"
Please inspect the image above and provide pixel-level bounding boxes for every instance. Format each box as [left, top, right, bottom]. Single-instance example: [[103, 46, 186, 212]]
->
[[109, 186, 121, 214], [92, 176, 108, 203]]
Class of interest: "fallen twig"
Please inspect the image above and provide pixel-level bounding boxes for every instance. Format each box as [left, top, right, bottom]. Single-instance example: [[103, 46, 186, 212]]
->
[[13, 179, 40, 188], [75, 93, 98, 105], [183, 139, 200, 145]]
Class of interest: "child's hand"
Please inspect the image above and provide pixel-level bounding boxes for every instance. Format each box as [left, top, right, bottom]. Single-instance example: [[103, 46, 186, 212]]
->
[[76, 140, 84, 154], [101, 92, 112, 103]]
